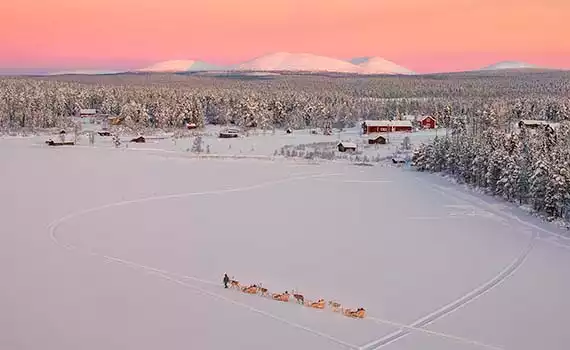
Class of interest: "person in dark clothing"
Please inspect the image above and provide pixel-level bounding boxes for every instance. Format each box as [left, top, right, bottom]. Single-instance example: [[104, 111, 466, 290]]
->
[[223, 274, 230, 288]]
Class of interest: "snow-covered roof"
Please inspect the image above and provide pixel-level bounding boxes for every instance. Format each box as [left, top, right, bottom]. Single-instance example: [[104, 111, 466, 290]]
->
[[549, 122, 561, 129], [391, 120, 413, 127], [520, 119, 547, 125], [79, 109, 97, 115], [363, 120, 413, 127], [367, 133, 387, 140], [363, 120, 391, 127], [338, 141, 357, 148], [419, 115, 436, 122], [519, 120, 560, 129]]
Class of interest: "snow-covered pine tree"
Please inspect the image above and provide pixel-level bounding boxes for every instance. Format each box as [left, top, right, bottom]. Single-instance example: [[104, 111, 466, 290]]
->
[[544, 160, 570, 218], [485, 148, 507, 194], [529, 159, 550, 213]]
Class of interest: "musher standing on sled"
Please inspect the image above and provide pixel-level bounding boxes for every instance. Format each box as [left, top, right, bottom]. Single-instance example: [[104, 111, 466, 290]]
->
[[223, 273, 230, 288]]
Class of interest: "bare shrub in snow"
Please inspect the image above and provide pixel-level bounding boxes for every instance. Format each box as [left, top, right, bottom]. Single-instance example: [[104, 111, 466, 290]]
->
[[191, 136, 204, 153]]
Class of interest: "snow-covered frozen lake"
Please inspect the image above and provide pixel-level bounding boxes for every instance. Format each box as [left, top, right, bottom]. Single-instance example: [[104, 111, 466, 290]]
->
[[2, 135, 570, 350]]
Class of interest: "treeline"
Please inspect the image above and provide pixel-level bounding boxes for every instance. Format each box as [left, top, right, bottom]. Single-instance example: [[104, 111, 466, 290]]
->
[[1, 71, 570, 133]]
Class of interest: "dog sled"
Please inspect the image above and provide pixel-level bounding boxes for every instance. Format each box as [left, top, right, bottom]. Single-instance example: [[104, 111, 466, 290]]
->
[[224, 274, 365, 319], [307, 299, 325, 309], [343, 308, 366, 319], [242, 285, 259, 294], [272, 292, 290, 302]]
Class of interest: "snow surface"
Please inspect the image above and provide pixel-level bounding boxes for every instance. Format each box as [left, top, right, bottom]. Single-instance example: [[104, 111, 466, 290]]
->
[[2, 131, 570, 350]]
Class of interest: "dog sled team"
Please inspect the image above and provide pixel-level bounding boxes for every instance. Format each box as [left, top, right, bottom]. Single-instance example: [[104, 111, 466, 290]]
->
[[223, 274, 366, 319]]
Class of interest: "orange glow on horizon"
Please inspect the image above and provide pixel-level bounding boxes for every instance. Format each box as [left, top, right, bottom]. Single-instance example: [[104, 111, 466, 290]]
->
[[1, 0, 568, 73]]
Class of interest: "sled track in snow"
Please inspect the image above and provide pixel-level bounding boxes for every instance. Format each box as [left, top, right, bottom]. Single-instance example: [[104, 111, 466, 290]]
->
[[360, 235, 535, 350], [359, 173, 568, 350], [48, 172, 362, 349], [48, 168, 512, 350]]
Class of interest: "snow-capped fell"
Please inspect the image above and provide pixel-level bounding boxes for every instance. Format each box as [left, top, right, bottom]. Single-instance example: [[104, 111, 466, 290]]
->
[[481, 61, 539, 71], [44, 54, 413, 75], [354, 57, 414, 75], [234, 52, 413, 75], [48, 69, 125, 75], [139, 60, 224, 72], [235, 52, 361, 73]]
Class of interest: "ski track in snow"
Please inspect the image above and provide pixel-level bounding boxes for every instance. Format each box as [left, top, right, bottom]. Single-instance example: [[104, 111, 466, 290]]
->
[[45, 166, 508, 350], [359, 173, 569, 350]]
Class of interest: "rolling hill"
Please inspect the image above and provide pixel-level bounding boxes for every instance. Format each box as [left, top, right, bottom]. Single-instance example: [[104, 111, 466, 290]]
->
[[480, 61, 540, 71], [234, 52, 413, 75], [352, 56, 414, 75], [138, 60, 225, 72]]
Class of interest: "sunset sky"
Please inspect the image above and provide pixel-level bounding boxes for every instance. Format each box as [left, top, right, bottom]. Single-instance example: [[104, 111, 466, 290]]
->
[[1, 0, 568, 73]]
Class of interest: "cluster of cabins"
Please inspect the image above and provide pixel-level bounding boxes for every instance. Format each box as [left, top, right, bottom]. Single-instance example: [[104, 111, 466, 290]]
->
[[361, 116, 437, 134], [337, 117, 436, 152], [358, 116, 437, 146]]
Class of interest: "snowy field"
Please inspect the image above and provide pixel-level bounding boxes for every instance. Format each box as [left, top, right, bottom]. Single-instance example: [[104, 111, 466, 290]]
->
[[14, 123, 444, 162], [2, 134, 570, 350]]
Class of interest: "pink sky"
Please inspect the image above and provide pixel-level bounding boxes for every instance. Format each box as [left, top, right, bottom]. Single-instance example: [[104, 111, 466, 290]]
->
[[1, 0, 568, 73]]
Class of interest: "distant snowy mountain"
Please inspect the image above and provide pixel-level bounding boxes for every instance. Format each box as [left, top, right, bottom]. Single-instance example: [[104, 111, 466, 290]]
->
[[48, 69, 125, 76], [234, 52, 412, 75], [43, 53, 413, 75], [352, 56, 414, 75], [480, 61, 540, 71], [235, 52, 360, 73], [138, 60, 225, 72]]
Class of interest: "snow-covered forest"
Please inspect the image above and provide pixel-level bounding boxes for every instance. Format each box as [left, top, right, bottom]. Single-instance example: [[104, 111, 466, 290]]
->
[[412, 117, 570, 222], [1, 71, 570, 133]]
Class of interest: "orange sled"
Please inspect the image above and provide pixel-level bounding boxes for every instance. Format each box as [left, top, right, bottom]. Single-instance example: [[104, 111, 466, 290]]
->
[[242, 286, 258, 294], [307, 299, 325, 309], [272, 293, 290, 302], [344, 308, 366, 319]]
